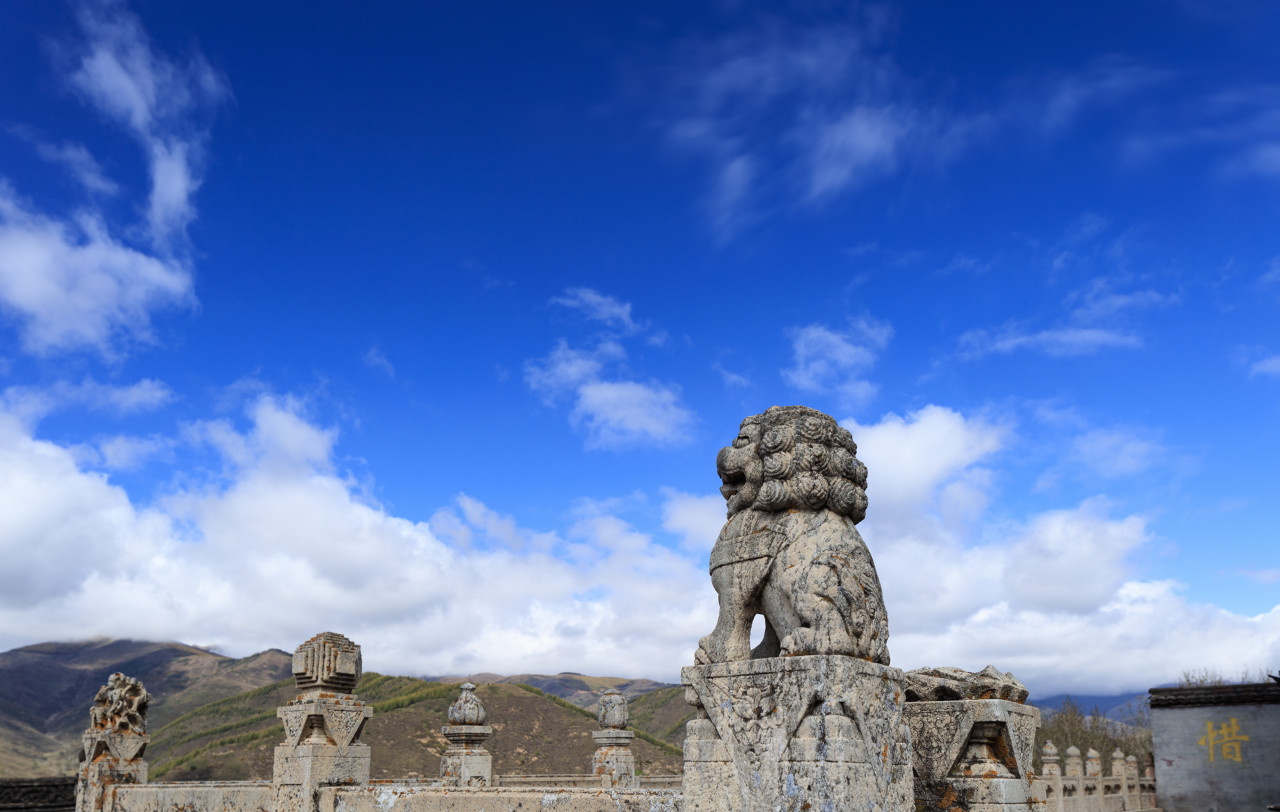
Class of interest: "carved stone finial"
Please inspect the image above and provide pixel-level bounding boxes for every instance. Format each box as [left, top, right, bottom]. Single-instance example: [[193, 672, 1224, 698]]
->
[[87, 673, 150, 735], [696, 405, 890, 665], [78, 674, 151, 812], [448, 683, 486, 725], [292, 632, 361, 693], [597, 689, 627, 730], [1043, 740, 1062, 776]]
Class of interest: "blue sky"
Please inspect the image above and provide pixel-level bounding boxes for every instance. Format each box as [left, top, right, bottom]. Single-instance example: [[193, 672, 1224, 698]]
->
[[0, 0, 1277, 696]]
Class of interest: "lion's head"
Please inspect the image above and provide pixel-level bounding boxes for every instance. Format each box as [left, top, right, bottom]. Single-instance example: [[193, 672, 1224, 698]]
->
[[716, 405, 868, 520]]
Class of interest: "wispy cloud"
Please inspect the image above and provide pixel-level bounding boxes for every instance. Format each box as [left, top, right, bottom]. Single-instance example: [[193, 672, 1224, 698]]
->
[[31, 139, 119, 195], [525, 339, 693, 450], [0, 3, 226, 357], [1071, 428, 1165, 477], [67, 2, 228, 249], [651, 14, 1160, 239], [712, 362, 751, 388], [551, 288, 640, 333], [782, 318, 892, 407], [1, 377, 174, 425], [960, 325, 1141, 358], [1123, 85, 1280, 181], [1249, 354, 1280, 376], [363, 346, 395, 377], [1239, 568, 1280, 584]]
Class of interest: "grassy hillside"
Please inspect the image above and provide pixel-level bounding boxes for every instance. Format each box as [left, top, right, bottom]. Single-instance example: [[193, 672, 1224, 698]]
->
[[627, 686, 694, 749], [148, 675, 684, 782], [0, 640, 291, 779]]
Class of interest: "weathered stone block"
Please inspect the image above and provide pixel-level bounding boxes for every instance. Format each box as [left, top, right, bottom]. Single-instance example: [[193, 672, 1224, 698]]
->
[[682, 654, 911, 812], [590, 729, 637, 788], [438, 726, 493, 788], [903, 699, 1040, 812]]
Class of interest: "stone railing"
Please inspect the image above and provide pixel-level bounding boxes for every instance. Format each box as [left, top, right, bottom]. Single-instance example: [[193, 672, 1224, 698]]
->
[[1029, 742, 1159, 811], [0, 778, 76, 812]]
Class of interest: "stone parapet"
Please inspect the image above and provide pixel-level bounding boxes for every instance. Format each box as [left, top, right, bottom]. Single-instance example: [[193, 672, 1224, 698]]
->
[[682, 654, 911, 812], [314, 785, 679, 812]]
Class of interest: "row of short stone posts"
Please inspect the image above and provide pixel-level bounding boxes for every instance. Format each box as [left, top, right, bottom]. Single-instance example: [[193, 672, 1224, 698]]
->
[[1039, 741, 1154, 811], [73, 631, 639, 812]]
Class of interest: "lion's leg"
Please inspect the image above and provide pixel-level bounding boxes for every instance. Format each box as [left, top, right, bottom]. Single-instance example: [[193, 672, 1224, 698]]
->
[[772, 540, 859, 657], [695, 558, 770, 663]]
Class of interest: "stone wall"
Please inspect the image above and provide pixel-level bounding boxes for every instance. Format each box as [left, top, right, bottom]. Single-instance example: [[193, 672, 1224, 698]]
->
[[0, 778, 76, 812], [1149, 681, 1280, 812]]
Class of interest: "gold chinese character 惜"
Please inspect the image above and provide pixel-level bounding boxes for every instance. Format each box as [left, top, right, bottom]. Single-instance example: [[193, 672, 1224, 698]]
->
[[1198, 718, 1249, 763]]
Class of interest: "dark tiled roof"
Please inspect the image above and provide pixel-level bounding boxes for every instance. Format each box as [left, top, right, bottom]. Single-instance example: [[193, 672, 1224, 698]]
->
[[1149, 682, 1280, 708]]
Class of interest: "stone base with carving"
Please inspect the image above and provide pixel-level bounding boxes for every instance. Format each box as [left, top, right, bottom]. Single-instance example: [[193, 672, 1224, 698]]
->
[[591, 729, 637, 788], [77, 732, 149, 812], [903, 699, 1040, 812], [439, 725, 493, 788], [681, 655, 911, 812]]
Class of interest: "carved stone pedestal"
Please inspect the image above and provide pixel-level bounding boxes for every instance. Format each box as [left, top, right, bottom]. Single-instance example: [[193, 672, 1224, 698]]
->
[[273, 694, 372, 812], [681, 655, 911, 812], [439, 725, 493, 787], [591, 729, 637, 788], [903, 699, 1040, 812], [77, 732, 149, 812]]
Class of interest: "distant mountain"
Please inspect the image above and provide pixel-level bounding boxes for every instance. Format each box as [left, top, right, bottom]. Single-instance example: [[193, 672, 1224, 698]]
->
[[1029, 692, 1150, 723], [0, 639, 291, 778], [141, 675, 683, 782], [430, 672, 677, 713]]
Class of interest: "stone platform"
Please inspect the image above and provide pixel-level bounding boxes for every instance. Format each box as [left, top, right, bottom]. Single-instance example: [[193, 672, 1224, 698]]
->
[[681, 654, 911, 812]]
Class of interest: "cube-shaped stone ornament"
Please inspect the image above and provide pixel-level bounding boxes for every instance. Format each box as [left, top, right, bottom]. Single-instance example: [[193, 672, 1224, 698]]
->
[[292, 632, 361, 693]]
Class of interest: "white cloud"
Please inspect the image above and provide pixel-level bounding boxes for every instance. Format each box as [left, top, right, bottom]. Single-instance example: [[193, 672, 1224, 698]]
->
[[551, 288, 639, 333], [525, 335, 693, 450], [712, 363, 751, 388], [959, 325, 1141, 358], [1066, 278, 1179, 322], [0, 3, 225, 357], [0, 190, 193, 356], [573, 380, 693, 450], [96, 434, 174, 470], [655, 18, 1157, 238], [364, 346, 395, 377], [0, 396, 716, 680], [1072, 428, 1164, 477], [1249, 354, 1280, 376], [33, 140, 119, 195], [0, 377, 174, 425], [838, 404, 1279, 694], [1001, 498, 1151, 613], [0, 395, 1274, 694], [782, 319, 892, 407], [68, 2, 228, 248], [660, 488, 724, 552], [805, 106, 909, 200], [845, 405, 1005, 525]]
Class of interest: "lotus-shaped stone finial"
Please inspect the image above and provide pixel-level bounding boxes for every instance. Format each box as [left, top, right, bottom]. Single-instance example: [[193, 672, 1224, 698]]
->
[[448, 682, 486, 725]]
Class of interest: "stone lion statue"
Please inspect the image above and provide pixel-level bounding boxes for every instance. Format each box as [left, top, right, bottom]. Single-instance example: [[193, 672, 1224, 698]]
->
[[695, 405, 890, 665]]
